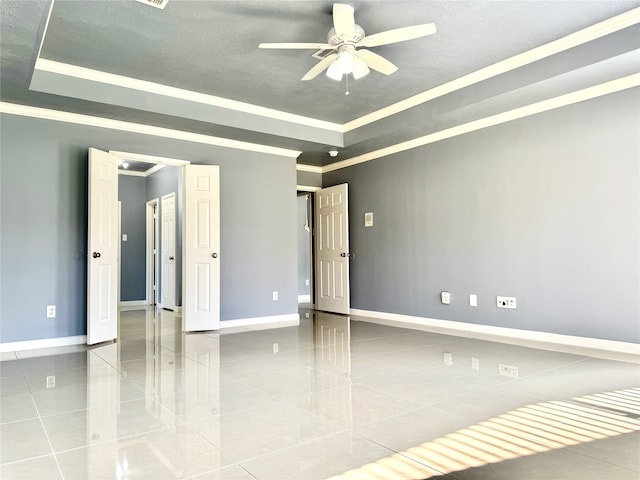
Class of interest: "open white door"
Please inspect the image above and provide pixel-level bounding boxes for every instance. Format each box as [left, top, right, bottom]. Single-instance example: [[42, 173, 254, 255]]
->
[[315, 183, 350, 314], [87, 148, 119, 345], [183, 165, 220, 332], [161, 193, 176, 311]]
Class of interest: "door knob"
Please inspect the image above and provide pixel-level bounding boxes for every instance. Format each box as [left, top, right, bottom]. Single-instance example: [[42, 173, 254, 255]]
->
[[92, 252, 101, 258], [212, 253, 218, 259], [169, 256, 174, 261]]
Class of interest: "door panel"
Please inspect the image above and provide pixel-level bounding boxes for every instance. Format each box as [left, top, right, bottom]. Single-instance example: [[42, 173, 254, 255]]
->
[[183, 165, 220, 332], [315, 184, 350, 314], [161, 193, 176, 310], [87, 148, 118, 345]]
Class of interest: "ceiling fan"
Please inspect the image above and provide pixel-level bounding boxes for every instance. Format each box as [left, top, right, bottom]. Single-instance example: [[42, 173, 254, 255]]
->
[[258, 3, 436, 82]]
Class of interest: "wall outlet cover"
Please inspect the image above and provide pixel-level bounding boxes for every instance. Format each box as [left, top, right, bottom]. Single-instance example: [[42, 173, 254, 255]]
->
[[497, 296, 517, 309]]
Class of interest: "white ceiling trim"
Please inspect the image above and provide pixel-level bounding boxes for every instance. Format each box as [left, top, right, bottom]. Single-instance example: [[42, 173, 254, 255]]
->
[[36, 0, 55, 60], [34, 58, 344, 134], [109, 150, 191, 167], [0, 102, 302, 158], [323, 74, 640, 174], [343, 6, 640, 132], [118, 169, 153, 177], [296, 185, 321, 192], [295, 164, 322, 174]]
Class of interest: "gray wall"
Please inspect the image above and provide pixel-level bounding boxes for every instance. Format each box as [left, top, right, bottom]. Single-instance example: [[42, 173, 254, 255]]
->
[[297, 194, 311, 297], [297, 170, 322, 188], [324, 88, 640, 343], [118, 175, 146, 302], [0, 114, 297, 343]]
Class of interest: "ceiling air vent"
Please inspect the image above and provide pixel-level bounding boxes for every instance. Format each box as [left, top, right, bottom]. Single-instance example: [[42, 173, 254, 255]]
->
[[312, 49, 334, 60], [135, 0, 169, 9]]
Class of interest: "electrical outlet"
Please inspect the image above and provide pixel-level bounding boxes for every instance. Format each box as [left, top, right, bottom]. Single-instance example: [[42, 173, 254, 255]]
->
[[441, 291, 451, 305], [273, 343, 279, 353], [498, 364, 519, 378], [46, 305, 56, 318], [443, 352, 453, 366], [497, 296, 517, 309], [46, 375, 56, 388], [272, 291, 278, 301]]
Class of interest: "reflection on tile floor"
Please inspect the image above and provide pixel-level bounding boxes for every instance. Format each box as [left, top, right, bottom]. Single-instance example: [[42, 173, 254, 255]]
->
[[1, 307, 638, 479]]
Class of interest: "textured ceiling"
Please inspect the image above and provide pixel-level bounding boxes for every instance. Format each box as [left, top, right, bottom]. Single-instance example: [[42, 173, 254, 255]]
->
[[1, 0, 639, 166]]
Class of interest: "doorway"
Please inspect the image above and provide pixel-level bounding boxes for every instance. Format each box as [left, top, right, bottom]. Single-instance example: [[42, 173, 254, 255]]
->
[[297, 193, 313, 306], [88, 149, 222, 344]]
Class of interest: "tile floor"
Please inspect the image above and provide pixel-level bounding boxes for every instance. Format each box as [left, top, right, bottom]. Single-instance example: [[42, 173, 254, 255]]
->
[[1, 307, 639, 480]]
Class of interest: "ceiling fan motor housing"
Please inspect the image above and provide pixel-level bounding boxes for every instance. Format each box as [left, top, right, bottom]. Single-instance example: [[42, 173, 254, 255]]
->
[[327, 25, 365, 46]]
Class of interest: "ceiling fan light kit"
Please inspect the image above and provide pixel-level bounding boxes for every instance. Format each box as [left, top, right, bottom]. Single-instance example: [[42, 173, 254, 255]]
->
[[258, 3, 436, 83]]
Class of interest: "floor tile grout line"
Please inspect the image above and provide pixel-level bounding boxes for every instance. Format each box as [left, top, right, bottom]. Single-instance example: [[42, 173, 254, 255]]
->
[[46, 424, 171, 458], [350, 431, 456, 479], [30, 394, 65, 479], [563, 438, 640, 473]]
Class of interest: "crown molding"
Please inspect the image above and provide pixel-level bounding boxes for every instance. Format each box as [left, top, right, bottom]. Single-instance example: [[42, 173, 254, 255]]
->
[[343, 7, 640, 132], [0, 102, 302, 158], [323, 74, 640, 173], [295, 164, 323, 174], [34, 58, 344, 134]]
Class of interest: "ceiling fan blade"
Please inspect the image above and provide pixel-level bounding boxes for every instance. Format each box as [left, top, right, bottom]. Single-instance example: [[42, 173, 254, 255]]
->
[[259, 42, 332, 50], [333, 3, 355, 38], [302, 53, 338, 81], [356, 49, 398, 75], [359, 23, 436, 48]]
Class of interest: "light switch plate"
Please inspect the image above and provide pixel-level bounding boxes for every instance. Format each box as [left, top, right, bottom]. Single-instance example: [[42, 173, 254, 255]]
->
[[364, 212, 373, 227]]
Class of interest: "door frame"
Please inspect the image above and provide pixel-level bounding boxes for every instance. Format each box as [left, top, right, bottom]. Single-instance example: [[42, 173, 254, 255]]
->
[[89, 151, 191, 344], [146, 198, 159, 306], [297, 191, 315, 308]]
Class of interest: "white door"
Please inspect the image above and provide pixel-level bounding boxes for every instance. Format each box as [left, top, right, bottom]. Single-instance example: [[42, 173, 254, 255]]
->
[[183, 165, 220, 332], [146, 199, 159, 306], [315, 184, 350, 314], [87, 148, 119, 345], [161, 193, 176, 311]]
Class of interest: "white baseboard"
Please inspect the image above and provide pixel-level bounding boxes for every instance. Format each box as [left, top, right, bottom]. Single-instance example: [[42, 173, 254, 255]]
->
[[298, 294, 311, 304], [119, 300, 147, 310], [349, 309, 640, 357], [221, 313, 300, 333], [0, 335, 87, 353]]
